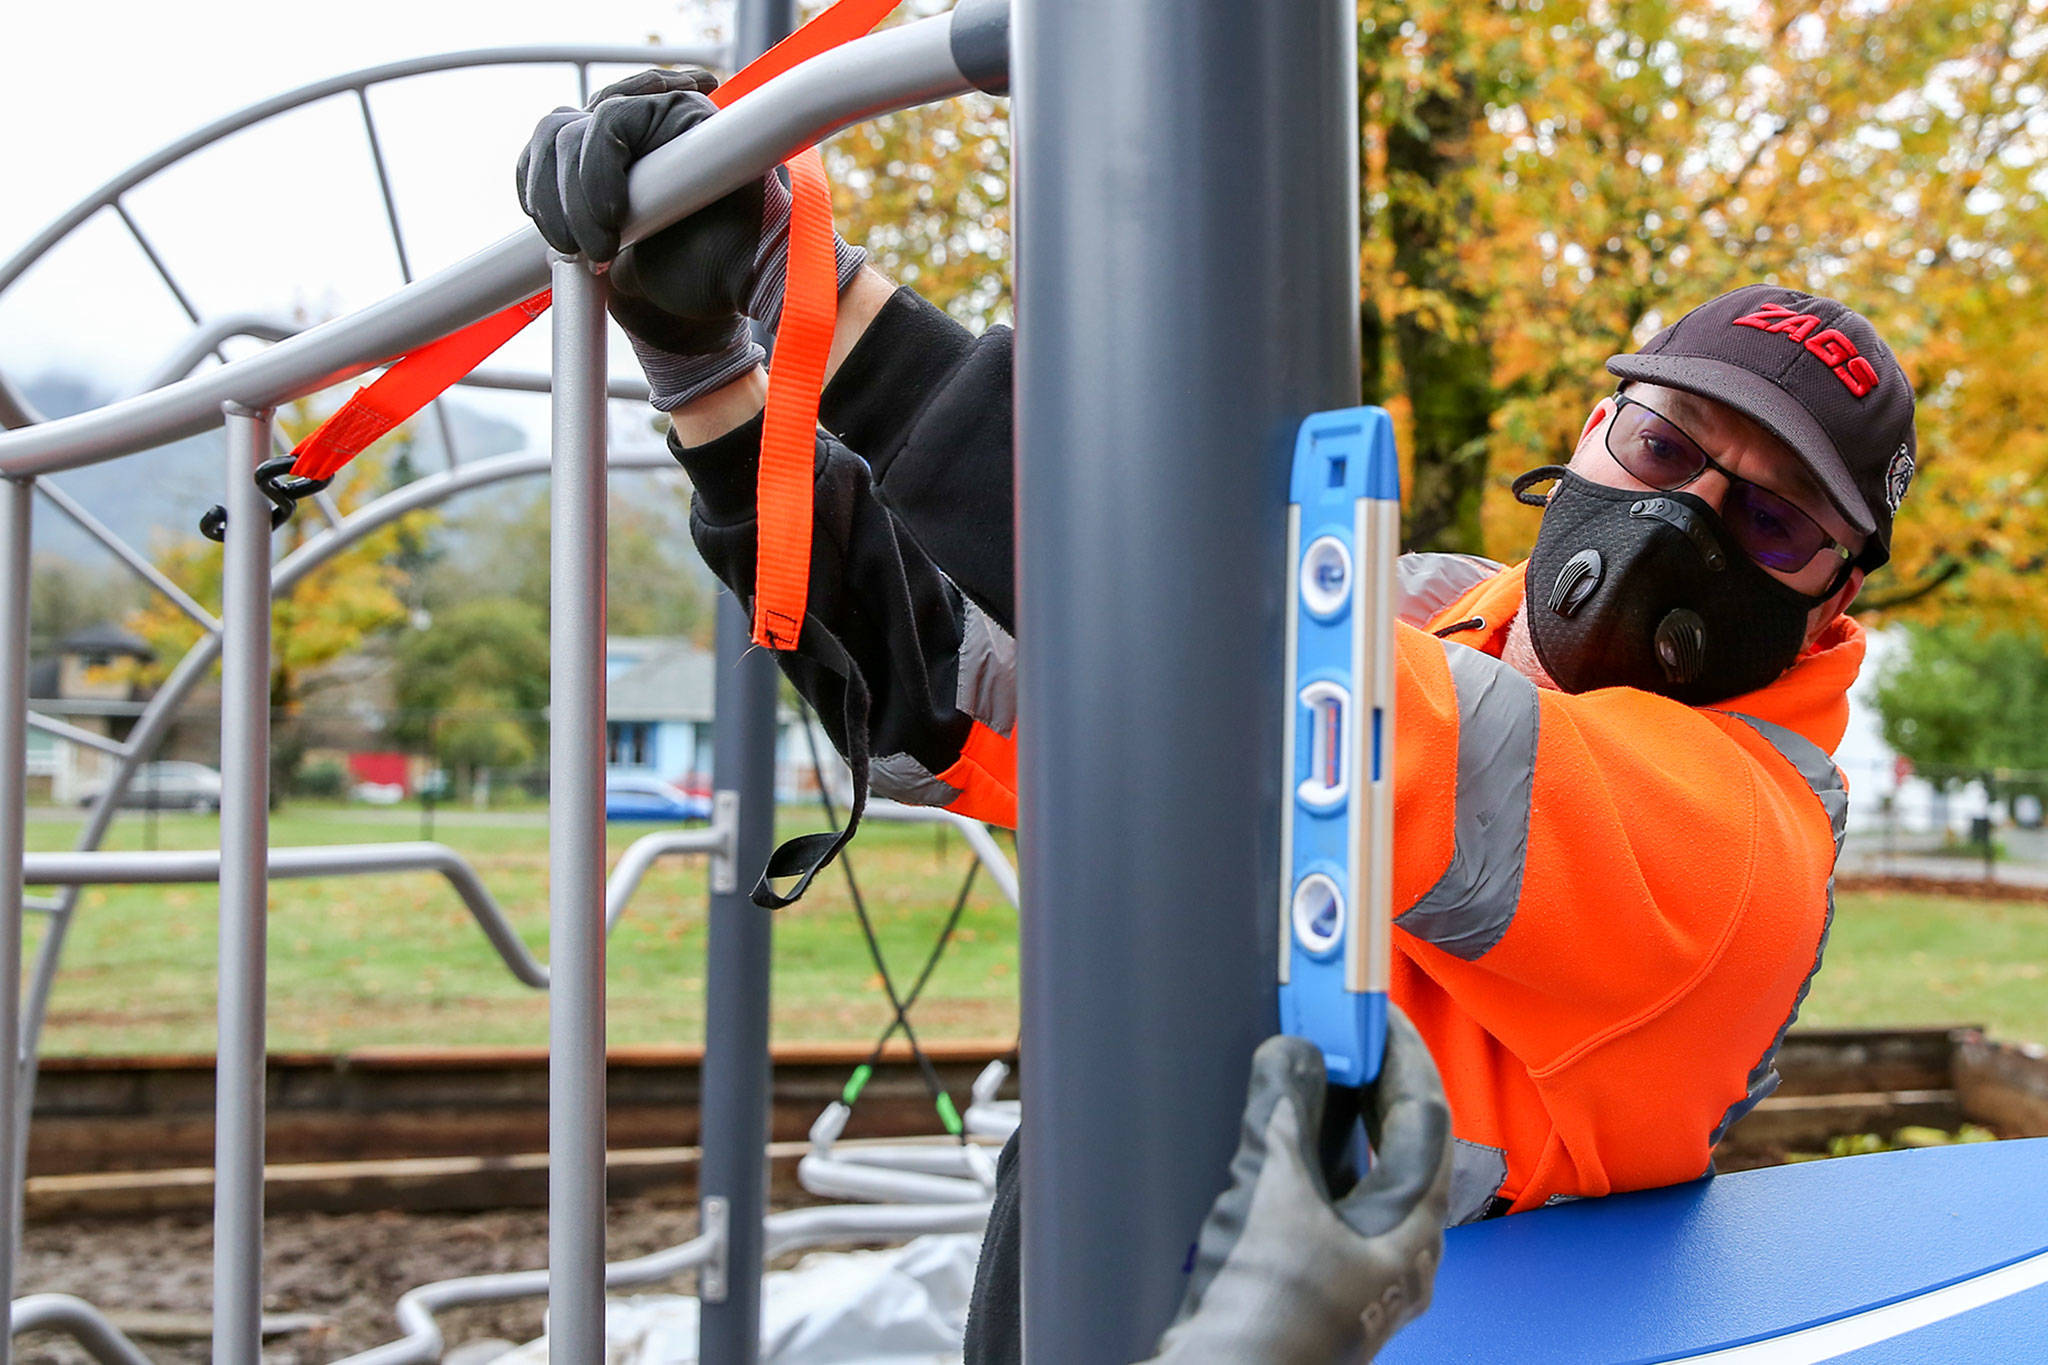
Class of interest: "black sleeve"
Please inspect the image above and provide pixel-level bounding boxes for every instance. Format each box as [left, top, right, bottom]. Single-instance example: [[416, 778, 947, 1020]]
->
[[670, 285, 1015, 791], [680, 420, 973, 781], [819, 286, 1016, 632], [962, 1128, 1023, 1365]]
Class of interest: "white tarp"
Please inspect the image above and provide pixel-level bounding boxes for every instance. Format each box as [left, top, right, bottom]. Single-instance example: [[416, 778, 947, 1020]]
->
[[499, 1234, 982, 1364]]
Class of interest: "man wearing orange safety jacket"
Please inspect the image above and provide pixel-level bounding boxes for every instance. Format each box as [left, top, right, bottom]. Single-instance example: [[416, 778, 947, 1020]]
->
[[519, 71, 1916, 1364]]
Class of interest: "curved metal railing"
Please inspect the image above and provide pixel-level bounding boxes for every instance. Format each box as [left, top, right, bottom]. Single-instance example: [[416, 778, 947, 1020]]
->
[[0, 17, 973, 475], [0, 45, 719, 444]]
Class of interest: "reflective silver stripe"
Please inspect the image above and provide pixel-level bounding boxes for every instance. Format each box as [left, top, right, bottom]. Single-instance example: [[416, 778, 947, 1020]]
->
[[871, 751, 963, 808], [1396, 552, 1506, 628], [1724, 712, 1849, 851], [1394, 643, 1538, 961], [1446, 1138, 1509, 1227], [1707, 712, 1848, 1146], [956, 596, 1017, 737]]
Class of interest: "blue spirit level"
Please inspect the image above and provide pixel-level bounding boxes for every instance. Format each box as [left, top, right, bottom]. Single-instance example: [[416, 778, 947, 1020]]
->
[[1280, 407, 1399, 1087]]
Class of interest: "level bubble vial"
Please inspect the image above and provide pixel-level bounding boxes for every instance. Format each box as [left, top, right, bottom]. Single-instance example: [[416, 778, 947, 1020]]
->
[[1291, 872, 1346, 957], [1300, 534, 1353, 619], [1297, 680, 1351, 809]]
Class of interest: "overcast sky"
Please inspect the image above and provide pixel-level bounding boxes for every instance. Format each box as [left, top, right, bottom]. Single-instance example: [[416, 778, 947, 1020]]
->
[[0, 0, 725, 414]]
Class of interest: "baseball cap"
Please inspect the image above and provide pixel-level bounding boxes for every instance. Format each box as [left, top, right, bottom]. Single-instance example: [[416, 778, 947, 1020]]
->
[[1606, 284, 1917, 569]]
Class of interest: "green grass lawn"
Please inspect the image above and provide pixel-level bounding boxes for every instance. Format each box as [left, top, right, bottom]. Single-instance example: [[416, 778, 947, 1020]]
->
[[21, 805, 2048, 1053], [1795, 889, 2048, 1042], [23, 804, 1019, 1054]]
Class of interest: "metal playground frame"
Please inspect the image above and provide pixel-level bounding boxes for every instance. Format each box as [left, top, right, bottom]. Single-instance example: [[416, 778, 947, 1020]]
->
[[1, 1, 1359, 1361]]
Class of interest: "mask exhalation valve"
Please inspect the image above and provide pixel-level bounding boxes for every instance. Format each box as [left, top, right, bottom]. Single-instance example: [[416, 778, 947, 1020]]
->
[[1654, 608, 1707, 686], [1547, 549, 1603, 617]]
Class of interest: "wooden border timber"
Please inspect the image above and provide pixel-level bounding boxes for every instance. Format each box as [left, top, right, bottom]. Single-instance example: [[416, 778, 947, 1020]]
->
[[1956, 1036, 2048, 1137], [24, 1135, 1002, 1222], [28, 1041, 1016, 1178], [24, 1028, 2048, 1218]]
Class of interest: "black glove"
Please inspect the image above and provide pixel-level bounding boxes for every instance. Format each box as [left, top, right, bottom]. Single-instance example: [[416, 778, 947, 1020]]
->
[[514, 67, 866, 411], [1139, 1013, 1454, 1363]]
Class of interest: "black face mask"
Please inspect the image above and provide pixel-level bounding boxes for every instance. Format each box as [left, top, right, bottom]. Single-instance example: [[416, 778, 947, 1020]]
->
[[1517, 466, 1834, 705]]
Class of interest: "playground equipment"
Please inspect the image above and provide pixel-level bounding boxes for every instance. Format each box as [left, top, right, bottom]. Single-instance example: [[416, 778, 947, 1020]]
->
[[6, 0, 2048, 1362], [1384, 1138, 2048, 1364], [0, 8, 1018, 1362]]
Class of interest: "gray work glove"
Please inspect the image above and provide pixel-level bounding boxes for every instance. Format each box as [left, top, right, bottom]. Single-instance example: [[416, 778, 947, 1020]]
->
[[1141, 1011, 1453, 1364], [514, 67, 866, 411]]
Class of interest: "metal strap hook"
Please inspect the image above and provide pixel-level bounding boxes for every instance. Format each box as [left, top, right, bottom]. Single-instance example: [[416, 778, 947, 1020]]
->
[[199, 454, 333, 541]]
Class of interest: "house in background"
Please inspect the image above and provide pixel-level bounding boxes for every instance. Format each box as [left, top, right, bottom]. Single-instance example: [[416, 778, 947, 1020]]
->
[[606, 637, 716, 790], [25, 624, 154, 804], [605, 637, 844, 802]]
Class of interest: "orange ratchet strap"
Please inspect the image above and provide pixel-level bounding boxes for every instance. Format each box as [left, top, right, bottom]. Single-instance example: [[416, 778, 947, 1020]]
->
[[291, 292, 551, 480], [289, 0, 901, 649], [748, 145, 837, 648]]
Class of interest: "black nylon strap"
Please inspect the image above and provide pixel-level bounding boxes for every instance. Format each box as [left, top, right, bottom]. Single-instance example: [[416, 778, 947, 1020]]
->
[[752, 625, 871, 909]]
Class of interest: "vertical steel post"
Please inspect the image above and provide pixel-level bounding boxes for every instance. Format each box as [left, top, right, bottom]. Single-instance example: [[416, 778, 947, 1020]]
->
[[695, 598, 779, 1365], [1012, 3, 1362, 1359], [214, 404, 275, 1365], [698, 7, 794, 1361], [547, 256, 611, 1364], [0, 477, 30, 1365], [735, 0, 797, 74]]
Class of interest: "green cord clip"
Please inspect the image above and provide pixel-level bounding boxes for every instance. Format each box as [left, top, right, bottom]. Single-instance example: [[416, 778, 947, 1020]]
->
[[935, 1092, 963, 1136], [842, 1063, 874, 1107]]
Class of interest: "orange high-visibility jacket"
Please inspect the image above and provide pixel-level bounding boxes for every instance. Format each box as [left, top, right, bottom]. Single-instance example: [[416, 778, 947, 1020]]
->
[[906, 557, 1853, 1219], [1384, 559, 1852, 1217]]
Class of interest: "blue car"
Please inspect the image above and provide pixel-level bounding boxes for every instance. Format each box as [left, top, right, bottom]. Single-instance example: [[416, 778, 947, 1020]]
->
[[604, 775, 713, 823]]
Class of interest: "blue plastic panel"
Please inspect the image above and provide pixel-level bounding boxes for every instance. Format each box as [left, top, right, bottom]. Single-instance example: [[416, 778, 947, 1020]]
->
[[1378, 1138, 2048, 1364], [1280, 407, 1399, 1088]]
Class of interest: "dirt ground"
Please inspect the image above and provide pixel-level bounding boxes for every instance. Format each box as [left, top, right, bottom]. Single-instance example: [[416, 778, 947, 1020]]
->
[[1835, 871, 2048, 903], [18, 1196, 709, 1365]]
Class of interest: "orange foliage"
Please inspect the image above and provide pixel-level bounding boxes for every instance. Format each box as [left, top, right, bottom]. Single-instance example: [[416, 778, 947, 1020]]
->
[[1373, 0, 2048, 621]]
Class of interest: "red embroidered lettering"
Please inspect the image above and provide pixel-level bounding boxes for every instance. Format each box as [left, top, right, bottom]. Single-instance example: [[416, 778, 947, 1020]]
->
[[1836, 356, 1880, 397], [1804, 328, 1856, 367], [1730, 302, 1883, 397], [1768, 313, 1822, 342], [1731, 301, 1800, 331]]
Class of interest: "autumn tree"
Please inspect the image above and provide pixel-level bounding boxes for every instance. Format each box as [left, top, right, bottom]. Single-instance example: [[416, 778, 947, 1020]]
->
[[1442, 0, 2048, 624], [722, 1, 2048, 629], [1360, 1, 1510, 553], [389, 597, 552, 794], [1876, 621, 2048, 795], [824, 1, 1009, 326], [124, 405, 428, 790]]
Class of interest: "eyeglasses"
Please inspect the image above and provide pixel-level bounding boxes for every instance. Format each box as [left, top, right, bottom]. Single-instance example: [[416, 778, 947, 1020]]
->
[[1605, 392, 1853, 576]]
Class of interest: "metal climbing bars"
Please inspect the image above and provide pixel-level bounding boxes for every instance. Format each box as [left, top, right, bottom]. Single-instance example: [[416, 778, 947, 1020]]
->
[[0, 9, 1012, 1364], [1, 0, 1365, 1357]]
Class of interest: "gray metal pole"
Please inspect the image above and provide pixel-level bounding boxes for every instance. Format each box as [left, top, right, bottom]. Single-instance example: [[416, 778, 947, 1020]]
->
[[1012, 3, 1361, 1359], [547, 256, 611, 1364], [695, 599, 780, 1365], [0, 477, 31, 1365], [735, 0, 797, 71], [697, 4, 795, 1356], [213, 404, 275, 1365]]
